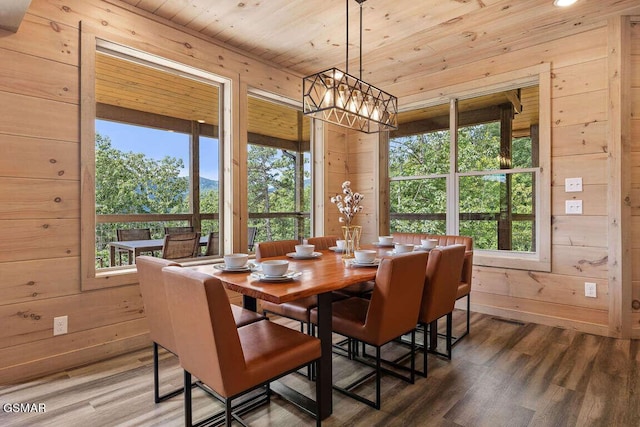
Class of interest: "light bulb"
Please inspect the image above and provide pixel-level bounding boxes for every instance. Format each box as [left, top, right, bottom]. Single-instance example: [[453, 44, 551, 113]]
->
[[553, 0, 577, 7]]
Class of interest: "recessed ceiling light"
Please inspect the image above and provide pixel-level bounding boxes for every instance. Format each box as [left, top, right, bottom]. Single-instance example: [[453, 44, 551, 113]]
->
[[197, 119, 206, 123], [553, 0, 578, 7]]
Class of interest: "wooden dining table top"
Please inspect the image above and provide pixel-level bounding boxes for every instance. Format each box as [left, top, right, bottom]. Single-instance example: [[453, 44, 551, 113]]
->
[[191, 248, 390, 303]]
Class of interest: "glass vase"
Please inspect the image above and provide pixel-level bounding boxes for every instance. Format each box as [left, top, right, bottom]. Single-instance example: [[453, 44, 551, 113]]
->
[[341, 225, 362, 259]]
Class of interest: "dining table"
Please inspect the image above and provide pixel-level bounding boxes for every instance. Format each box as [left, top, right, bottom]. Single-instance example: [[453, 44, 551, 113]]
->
[[108, 236, 208, 266], [191, 246, 392, 419]]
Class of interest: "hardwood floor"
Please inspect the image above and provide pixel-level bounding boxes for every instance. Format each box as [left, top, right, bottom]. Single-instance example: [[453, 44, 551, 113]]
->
[[2, 311, 639, 427]]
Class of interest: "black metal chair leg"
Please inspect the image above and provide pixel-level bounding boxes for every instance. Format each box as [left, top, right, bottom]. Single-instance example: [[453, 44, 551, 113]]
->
[[154, 342, 184, 403], [184, 371, 192, 427], [375, 346, 381, 410]]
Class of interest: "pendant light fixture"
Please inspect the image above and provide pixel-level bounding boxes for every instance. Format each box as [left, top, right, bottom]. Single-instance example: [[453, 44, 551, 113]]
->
[[302, 0, 398, 133]]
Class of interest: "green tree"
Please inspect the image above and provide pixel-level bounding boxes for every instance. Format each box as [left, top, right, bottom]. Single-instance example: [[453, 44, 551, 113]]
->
[[95, 134, 187, 215]]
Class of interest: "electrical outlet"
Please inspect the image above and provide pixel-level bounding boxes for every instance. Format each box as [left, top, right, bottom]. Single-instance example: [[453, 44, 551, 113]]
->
[[53, 316, 68, 336], [565, 200, 583, 214], [565, 177, 583, 192], [585, 282, 597, 298]]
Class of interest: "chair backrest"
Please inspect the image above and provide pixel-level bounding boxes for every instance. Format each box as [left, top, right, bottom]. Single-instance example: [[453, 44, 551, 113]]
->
[[365, 252, 429, 345], [247, 227, 257, 251], [162, 266, 245, 397], [117, 228, 151, 241], [255, 239, 299, 261], [136, 256, 181, 354], [164, 226, 194, 235], [419, 245, 466, 324], [307, 236, 338, 250], [162, 232, 201, 260], [204, 232, 219, 256], [393, 232, 473, 288]]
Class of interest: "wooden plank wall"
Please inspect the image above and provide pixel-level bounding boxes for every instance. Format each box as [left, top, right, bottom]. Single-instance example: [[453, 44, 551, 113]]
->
[[631, 21, 640, 334], [0, 0, 300, 383]]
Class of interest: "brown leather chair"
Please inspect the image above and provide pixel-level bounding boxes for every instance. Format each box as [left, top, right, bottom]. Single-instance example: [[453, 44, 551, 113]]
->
[[418, 245, 466, 376], [310, 251, 428, 409], [162, 267, 322, 426], [162, 232, 201, 260], [394, 232, 473, 343], [258, 240, 326, 334], [136, 256, 265, 403], [306, 236, 338, 250]]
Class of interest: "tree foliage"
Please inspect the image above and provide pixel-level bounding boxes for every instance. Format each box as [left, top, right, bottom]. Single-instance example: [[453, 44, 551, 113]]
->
[[389, 121, 535, 252]]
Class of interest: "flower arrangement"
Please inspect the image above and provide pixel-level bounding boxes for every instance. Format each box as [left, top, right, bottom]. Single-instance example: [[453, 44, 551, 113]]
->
[[330, 181, 364, 226]]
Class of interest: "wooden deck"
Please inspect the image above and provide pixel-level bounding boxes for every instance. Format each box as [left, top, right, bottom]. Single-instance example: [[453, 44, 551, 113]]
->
[[1, 311, 638, 427]]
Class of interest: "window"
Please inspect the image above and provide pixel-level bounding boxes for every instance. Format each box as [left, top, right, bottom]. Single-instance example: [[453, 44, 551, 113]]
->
[[81, 35, 231, 289], [246, 94, 311, 246], [388, 67, 550, 271], [93, 51, 222, 267]]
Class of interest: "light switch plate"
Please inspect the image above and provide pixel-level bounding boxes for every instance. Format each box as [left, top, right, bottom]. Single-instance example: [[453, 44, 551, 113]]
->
[[585, 282, 597, 298], [565, 200, 583, 214], [565, 177, 583, 192]]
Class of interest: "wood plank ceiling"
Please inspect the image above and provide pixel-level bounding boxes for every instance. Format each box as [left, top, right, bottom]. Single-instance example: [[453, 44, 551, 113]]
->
[[115, 0, 640, 95], [99, 0, 640, 141]]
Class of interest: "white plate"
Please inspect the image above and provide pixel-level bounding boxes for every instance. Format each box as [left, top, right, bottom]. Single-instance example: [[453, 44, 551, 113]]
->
[[348, 258, 381, 267], [414, 247, 434, 252], [286, 251, 322, 259], [213, 262, 257, 273], [250, 271, 302, 282], [328, 246, 345, 253]]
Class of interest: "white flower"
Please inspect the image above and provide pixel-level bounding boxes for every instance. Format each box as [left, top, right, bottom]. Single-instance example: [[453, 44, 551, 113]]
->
[[330, 181, 364, 226]]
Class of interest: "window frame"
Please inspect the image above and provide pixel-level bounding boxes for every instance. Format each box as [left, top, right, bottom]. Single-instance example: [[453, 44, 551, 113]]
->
[[245, 89, 313, 245], [388, 64, 551, 272], [80, 32, 233, 290]]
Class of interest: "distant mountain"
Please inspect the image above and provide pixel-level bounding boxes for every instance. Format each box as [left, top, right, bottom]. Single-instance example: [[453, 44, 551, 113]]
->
[[198, 177, 310, 192], [200, 177, 219, 192]]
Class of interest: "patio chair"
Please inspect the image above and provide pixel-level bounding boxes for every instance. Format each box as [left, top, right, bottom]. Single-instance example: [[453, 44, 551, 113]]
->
[[163, 226, 194, 235], [162, 232, 201, 260], [204, 232, 220, 256], [116, 227, 153, 265]]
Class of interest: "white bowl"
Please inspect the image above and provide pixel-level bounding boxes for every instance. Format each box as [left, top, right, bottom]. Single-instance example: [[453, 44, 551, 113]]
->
[[261, 260, 289, 276], [295, 244, 315, 256], [394, 243, 415, 253], [378, 236, 394, 245], [336, 239, 346, 249], [354, 250, 377, 264], [420, 239, 438, 249], [224, 253, 248, 268]]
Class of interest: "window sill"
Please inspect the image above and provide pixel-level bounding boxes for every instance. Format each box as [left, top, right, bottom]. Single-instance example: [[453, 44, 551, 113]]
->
[[474, 250, 550, 272]]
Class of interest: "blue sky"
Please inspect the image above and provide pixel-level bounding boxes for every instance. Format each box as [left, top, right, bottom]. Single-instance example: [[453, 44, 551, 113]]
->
[[96, 119, 219, 180]]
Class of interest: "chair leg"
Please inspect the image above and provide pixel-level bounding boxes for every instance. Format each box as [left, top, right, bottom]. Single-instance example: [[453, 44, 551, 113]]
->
[[446, 312, 453, 360], [315, 361, 322, 427], [423, 335, 428, 378], [226, 398, 232, 427], [184, 370, 192, 427], [375, 346, 381, 410], [154, 342, 184, 403]]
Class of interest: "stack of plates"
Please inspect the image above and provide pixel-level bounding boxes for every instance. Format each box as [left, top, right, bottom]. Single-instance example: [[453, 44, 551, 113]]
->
[[348, 259, 381, 267], [250, 271, 302, 282], [213, 262, 257, 273], [286, 252, 322, 260]]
